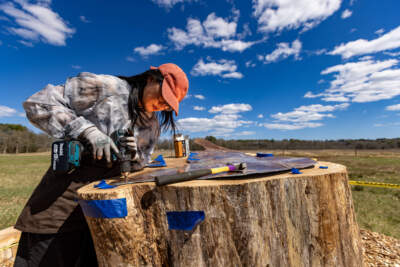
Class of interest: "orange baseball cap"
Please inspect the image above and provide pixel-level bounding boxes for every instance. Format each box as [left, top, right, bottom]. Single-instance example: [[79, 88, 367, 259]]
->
[[150, 63, 189, 115]]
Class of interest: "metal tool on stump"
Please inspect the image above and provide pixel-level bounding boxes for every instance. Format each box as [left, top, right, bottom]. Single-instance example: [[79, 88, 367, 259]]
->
[[156, 162, 247, 186]]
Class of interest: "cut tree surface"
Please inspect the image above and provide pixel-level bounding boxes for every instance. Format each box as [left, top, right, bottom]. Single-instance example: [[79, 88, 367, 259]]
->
[[78, 158, 365, 267]]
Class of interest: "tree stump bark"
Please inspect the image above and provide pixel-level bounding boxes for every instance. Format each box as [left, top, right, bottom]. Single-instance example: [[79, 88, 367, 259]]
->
[[77, 159, 364, 267]]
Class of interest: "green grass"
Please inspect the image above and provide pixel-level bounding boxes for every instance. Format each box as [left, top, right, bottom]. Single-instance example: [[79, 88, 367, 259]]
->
[[0, 153, 50, 229], [0, 150, 399, 239]]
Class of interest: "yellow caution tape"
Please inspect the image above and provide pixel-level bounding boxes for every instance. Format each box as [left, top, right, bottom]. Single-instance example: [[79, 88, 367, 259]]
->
[[349, 180, 400, 189], [0, 241, 18, 251]]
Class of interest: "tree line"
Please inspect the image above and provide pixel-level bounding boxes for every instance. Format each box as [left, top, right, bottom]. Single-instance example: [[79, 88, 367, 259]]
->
[[1, 123, 399, 153], [0, 124, 53, 153], [156, 136, 400, 151]]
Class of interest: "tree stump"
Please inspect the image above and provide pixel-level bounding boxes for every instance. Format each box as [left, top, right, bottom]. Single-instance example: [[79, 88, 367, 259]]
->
[[77, 159, 364, 267]]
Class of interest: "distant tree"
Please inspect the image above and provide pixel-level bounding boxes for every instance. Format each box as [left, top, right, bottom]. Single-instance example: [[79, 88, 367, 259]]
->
[[205, 136, 217, 143]]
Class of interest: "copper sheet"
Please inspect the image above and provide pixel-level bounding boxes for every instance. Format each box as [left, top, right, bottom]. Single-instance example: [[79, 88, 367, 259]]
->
[[110, 151, 316, 185]]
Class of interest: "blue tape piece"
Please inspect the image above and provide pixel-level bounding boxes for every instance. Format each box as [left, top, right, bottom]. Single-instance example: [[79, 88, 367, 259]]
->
[[256, 152, 274, 157], [167, 211, 205, 231], [291, 168, 302, 174], [319, 166, 328, 169], [94, 179, 116, 189], [78, 198, 127, 218], [187, 152, 200, 163], [148, 155, 167, 168]]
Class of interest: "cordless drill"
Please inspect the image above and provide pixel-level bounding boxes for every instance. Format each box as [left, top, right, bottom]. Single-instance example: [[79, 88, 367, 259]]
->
[[51, 128, 136, 177], [51, 140, 84, 174], [113, 128, 137, 180]]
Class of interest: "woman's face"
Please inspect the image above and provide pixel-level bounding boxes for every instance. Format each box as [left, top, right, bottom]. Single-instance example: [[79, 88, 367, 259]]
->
[[142, 76, 172, 113]]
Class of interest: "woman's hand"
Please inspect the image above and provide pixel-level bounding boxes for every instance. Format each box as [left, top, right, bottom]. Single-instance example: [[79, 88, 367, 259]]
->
[[119, 136, 137, 152], [119, 136, 139, 160], [82, 126, 119, 163]]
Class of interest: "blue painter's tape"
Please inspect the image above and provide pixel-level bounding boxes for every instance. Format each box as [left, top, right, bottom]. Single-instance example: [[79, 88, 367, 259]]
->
[[256, 152, 274, 157], [78, 198, 127, 218], [187, 152, 200, 163], [94, 179, 115, 189], [291, 168, 302, 174], [319, 166, 328, 169], [167, 211, 205, 231], [148, 155, 167, 168]]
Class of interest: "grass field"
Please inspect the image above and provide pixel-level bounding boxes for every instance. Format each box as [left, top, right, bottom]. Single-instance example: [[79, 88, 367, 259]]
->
[[0, 150, 399, 239]]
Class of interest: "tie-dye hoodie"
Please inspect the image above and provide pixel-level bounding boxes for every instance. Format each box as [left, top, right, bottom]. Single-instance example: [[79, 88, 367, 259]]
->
[[23, 72, 160, 165]]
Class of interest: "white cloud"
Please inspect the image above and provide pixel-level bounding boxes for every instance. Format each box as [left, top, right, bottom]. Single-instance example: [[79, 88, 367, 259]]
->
[[126, 56, 135, 62], [341, 9, 352, 19], [307, 58, 400, 103], [314, 49, 327, 55], [221, 72, 243, 79], [203, 13, 237, 38], [257, 114, 264, 118], [359, 55, 373, 61], [375, 28, 384, 35], [236, 131, 255, 136], [0, 105, 24, 117], [151, 0, 190, 8], [178, 103, 253, 136], [79, 15, 90, 23], [260, 39, 302, 63], [191, 58, 243, 79], [209, 103, 252, 114], [71, 65, 81, 69], [245, 60, 256, 68], [373, 122, 400, 127], [383, 50, 400, 57], [0, 0, 75, 46], [386, 104, 400, 111], [194, 94, 205, 100], [330, 25, 400, 58], [263, 103, 348, 130], [252, 0, 342, 33], [263, 122, 323, 130], [193, 106, 205, 111], [36, 0, 52, 6], [168, 13, 256, 53], [0, 15, 10, 21], [134, 44, 165, 57], [237, 23, 252, 39], [18, 39, 33, 47], [271, 103, 348, 122]]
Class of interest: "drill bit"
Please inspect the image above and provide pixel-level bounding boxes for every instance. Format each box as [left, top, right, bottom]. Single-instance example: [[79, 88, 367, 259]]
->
[[122, 171, 129, 184]]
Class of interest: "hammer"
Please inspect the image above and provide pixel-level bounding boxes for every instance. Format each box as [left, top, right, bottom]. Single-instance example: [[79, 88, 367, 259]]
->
[[156, 162, 247, 186]]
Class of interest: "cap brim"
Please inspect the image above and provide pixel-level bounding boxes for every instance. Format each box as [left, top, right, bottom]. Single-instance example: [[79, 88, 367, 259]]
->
[[162, 76, 179, 116]]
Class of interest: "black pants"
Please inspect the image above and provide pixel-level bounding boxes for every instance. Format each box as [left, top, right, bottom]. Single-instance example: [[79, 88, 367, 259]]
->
[[14, 225, 98, 267]]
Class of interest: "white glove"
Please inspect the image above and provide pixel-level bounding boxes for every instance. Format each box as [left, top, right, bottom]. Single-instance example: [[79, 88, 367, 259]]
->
[[119, 136, 139, 160], [82, 127, 119, 163], [119, 136, 137, 151]]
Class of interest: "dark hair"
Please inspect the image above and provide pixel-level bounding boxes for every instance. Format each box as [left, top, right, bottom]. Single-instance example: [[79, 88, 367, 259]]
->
[[118, 69, 177, 134]]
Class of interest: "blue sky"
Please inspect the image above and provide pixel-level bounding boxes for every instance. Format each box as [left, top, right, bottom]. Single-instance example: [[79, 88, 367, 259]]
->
[[1, 0, 400, 140]]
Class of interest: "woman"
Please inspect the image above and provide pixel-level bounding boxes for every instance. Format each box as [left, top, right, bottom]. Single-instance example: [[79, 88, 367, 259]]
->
[[13, 63, 189, 266]]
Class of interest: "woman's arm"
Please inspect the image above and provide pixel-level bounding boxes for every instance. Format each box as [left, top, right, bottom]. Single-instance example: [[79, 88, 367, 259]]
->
[[23, 82, 95, 139]]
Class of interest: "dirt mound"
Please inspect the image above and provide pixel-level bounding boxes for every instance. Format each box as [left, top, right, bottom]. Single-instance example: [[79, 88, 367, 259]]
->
[[194, 138, 234, 151], [361, 229, 400, 266]]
